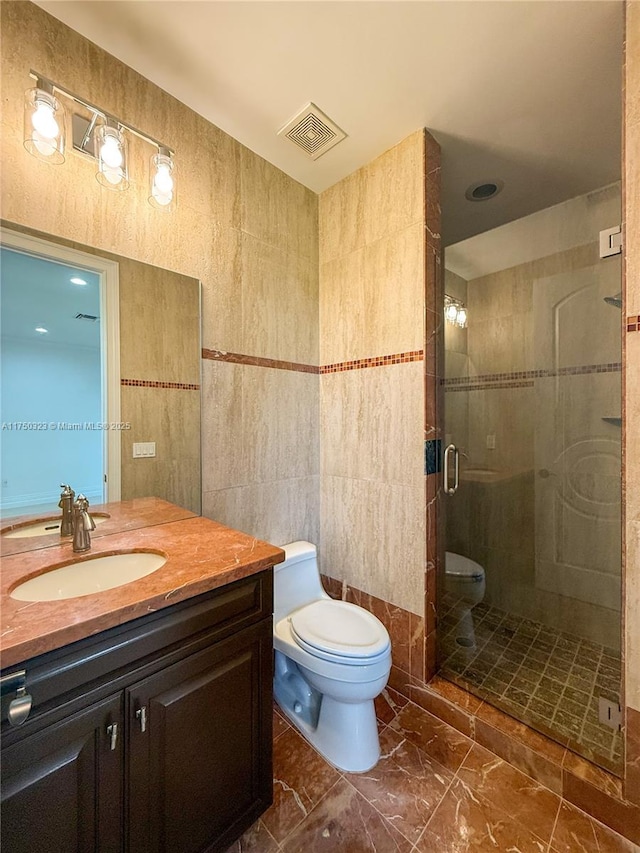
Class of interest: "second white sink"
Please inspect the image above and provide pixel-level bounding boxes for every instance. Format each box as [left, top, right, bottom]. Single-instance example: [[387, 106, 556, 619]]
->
[[11, 552, 167, 602]]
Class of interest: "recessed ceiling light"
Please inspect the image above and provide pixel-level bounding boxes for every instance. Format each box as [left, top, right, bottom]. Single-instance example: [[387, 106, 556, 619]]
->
[[465, 180, 504, 202], [35, 326, 48, 334], [70, 276, 87, 285]]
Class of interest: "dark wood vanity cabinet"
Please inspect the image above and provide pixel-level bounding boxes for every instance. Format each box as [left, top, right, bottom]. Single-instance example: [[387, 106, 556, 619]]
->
[[0, 571, 274, 853]]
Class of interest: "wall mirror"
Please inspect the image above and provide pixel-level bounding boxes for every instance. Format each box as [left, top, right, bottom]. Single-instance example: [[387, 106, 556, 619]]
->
[[0, 222, 201, 555]]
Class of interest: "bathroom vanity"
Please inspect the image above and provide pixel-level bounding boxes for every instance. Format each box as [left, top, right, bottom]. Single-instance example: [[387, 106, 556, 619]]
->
[[0, 511, 284, 853]]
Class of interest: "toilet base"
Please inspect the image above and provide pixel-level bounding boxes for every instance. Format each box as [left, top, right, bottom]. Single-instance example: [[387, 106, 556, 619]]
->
[[275, 691, 380, 773]]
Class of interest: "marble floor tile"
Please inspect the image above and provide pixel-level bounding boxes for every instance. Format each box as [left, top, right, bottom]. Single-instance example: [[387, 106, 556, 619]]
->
[[262, 727, 340, 843], [241, 696, 637, 852], [345, 727, 453, 845], [374, 686, 409, 725], [388, 701, 473, 772], [457, 743, 561, 843], [550, 800, 638, 853], [279, 778, 412, 853], [224, 819, 280, 853], [273, 706, 291, 741], [415, 777, 548, 853]]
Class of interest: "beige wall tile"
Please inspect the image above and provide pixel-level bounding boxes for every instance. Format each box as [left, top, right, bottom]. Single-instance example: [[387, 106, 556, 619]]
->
[[240, 147, 318, 260], [241, 234, 319, 364], [319, 250, 365, 364], [320, 223, 424, 363], [242, 366, 319, 483], [121, 385, 201, 513], [201, 360, 247, 492], [320, 475, 424, 615], [119, 260, 201, 384], [200, 226, 243, 352], [203, 476, 320, 547], [626, 521, 640, 709], [320, 363, 424, 486], [319, 168, 367, 263]]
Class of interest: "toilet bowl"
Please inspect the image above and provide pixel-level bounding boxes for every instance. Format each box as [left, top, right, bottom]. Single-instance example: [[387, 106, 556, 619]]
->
[[444, 551, 486, 649], [273, 541, 391, 773]]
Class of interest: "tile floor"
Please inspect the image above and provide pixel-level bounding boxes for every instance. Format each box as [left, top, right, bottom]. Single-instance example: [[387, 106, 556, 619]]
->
[[225, 689, 636, 853], [438, 596, 623, 774]]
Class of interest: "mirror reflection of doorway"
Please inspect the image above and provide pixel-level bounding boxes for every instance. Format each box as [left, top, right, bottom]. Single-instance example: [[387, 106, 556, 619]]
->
[[0, 232, 120, 516]]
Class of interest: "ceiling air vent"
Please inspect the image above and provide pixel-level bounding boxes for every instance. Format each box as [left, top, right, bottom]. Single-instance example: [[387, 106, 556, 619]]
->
[[278, 103, 346, 160]]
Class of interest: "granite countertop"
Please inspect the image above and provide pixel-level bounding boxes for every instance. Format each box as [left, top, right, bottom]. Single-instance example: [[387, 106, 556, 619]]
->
[[1, 515, 284, 669], [0, 496, 197, 557]]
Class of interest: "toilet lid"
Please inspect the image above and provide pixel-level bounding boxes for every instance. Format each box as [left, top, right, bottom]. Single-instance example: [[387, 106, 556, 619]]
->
[[445, 551, 484, 580], [290, 600, 390, 659]]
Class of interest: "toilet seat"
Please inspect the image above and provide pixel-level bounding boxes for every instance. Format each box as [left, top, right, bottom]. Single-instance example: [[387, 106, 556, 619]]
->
[[445, 551, 484, 581], [290, 600, 390, 662]]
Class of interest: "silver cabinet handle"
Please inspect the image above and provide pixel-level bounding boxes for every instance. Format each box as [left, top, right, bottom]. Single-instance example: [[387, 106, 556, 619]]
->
[[1, 670, 33, 727], [107, 722, 118, 751], [443, 444, 460, 495], [136, 706, 147, 733]]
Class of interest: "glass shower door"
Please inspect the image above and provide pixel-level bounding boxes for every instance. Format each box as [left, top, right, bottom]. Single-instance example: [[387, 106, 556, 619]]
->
[[438, 184, 623, 774]]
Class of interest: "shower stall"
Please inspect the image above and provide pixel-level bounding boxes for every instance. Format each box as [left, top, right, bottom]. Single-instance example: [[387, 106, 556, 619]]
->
[[438, 183, 623, 774]]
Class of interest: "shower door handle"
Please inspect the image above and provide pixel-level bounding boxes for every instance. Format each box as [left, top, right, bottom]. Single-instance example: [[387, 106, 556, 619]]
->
[[443, 444, 459, 495]]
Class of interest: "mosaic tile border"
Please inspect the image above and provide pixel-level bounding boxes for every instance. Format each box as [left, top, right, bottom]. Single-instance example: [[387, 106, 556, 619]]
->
[[202, 348, 425, 374], [446, 380, 535, 392], [443, 362, 622, 389], [320, 350, 424, 373], [121, 378, 200, 390], [626, 315, 640, 332]]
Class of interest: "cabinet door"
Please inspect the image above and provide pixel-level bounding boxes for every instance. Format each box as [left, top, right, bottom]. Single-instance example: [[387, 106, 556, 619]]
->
[[1, 693, 123, 853], [127, 622, 272, 853]]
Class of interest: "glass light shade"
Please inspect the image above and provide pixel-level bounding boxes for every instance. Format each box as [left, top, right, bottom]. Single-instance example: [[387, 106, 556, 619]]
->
[[456, 307, 468, 328], [24, 87, 65, 164], [95, 124, 129, 191], [445, 302, 459, 324], [149, 150, 176, 211]]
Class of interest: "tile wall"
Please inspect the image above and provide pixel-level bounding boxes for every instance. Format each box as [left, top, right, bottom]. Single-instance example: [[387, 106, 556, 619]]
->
[[0, 1, 319, 547], [318, 131, 427, 619]]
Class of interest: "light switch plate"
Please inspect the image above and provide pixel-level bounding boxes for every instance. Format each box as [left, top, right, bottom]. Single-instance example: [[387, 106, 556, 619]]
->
[[133, 442, 156, 458]]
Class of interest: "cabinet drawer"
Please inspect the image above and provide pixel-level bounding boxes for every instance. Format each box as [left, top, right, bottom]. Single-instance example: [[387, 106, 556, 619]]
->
[[1, 570, 273, 736]]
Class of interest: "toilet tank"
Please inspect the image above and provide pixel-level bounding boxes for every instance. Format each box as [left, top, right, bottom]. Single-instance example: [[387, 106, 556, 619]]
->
[[273, 541, 327, 623]]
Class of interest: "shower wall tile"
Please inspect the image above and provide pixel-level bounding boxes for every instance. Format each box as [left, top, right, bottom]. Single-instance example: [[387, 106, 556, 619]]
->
[[320, 363, 424, 486], [320, 475, 424, 615]]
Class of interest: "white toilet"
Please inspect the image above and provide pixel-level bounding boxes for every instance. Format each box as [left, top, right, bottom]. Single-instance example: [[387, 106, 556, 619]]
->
[[273, 541, 392, 773], [444, 551, 486, 649]]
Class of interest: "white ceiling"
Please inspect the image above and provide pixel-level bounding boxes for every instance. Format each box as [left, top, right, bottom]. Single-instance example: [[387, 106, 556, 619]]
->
[[1, 248, 101, 349], [36, 0, 623, 245]]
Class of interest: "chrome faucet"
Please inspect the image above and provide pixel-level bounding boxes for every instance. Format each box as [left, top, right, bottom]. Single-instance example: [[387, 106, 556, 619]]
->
[[58, 484, 75, 537], [72, 494, 96, 553]]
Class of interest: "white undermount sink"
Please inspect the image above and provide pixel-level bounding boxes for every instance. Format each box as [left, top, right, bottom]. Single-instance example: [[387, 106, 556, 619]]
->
[[2, 514, 109, 539], [10, 551, 167, 602]]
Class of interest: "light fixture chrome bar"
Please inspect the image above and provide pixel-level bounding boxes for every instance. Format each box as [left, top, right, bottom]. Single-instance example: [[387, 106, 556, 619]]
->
[[29, 70, 174, 155]]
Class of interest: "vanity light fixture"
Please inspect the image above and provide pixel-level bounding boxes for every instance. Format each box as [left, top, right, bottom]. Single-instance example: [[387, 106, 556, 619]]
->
[[149, 147, 175, 211], [23, 79, 65, 164], [23, 72, 175, 209], [95, 119, 129, 191], [444, 294, 468, 328]]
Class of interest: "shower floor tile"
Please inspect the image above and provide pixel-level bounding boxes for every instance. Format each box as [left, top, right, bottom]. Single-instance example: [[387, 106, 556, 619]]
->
[[437, 596, 623, 774]]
